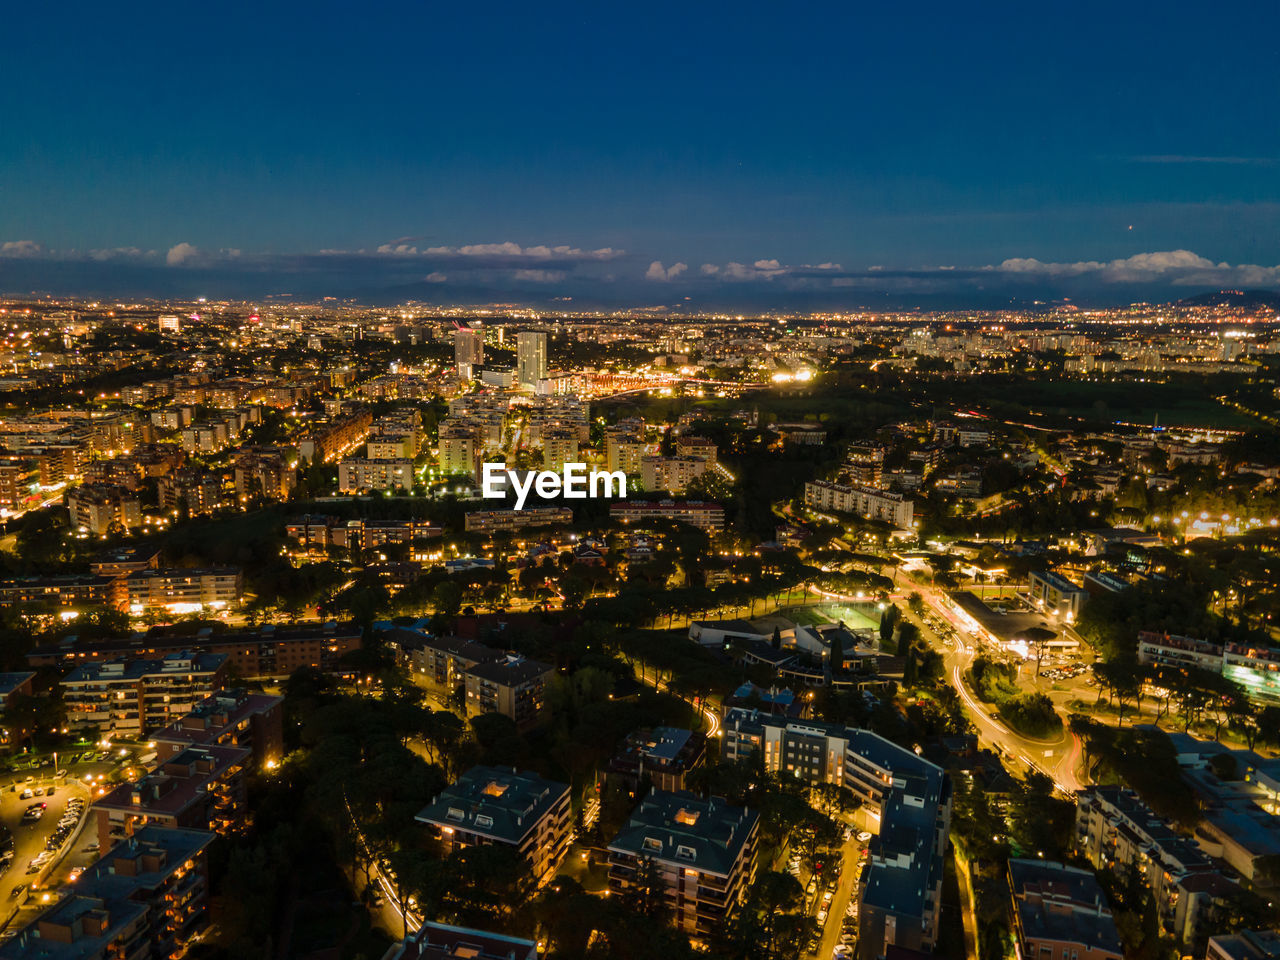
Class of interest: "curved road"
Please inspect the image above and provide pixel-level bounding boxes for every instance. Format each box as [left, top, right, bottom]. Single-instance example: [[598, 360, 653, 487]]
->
[[901, 575, 1086, 794]]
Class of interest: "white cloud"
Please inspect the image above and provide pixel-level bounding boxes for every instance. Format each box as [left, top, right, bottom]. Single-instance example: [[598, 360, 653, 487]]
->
[[513, 268, 566, 283], [713, 260, 788, 281], [645, 260, 687, 281], [88, 247, 145, 261], [0, 240, 43, 258], [994, 249, 1280, 285], [458, 241, 525, 257], [165, 242, 200, 266], [425, 272, 447, 283], [423, 242, 623, 262], [377, 243, 419, 255]]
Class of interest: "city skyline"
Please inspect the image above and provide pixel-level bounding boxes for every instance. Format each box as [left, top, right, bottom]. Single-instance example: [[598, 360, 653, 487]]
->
[[4, 5, 1280, 960]]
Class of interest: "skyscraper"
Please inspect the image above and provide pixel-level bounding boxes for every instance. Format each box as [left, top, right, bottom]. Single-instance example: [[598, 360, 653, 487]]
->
[[516, 331, 547, 391], [454, 326, 484, 379]]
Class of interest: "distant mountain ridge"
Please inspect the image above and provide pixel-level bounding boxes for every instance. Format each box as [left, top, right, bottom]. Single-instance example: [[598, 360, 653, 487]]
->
[[1173, 289, 1280, 310]]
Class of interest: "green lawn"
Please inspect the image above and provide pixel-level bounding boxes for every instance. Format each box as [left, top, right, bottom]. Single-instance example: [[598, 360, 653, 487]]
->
[[781, 603, 879, 630]]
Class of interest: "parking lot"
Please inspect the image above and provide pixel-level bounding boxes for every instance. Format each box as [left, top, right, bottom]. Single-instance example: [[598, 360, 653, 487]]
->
[[0, 775, 93, 925], [0, 746, 142, 936]]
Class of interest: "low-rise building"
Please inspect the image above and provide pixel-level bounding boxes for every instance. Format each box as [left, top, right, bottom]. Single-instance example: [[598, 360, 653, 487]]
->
[[610, 499, 725, 532], [383, 922, 538, 960], [607, 790, 759, 938], [1028, 569, 1089, 623], [0, 574, 127, 613], [1138, 632, 1280, 704], [1207, 930, 1280, 960], [415, 766, 572, 884], [464, 506, 573, 535]]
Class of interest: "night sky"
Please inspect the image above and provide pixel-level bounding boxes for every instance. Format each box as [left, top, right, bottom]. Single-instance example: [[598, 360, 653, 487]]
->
[[3, 1, 1279, 307]]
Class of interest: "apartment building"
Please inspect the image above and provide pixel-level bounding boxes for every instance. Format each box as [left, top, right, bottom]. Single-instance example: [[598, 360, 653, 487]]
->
[[67, 483, 142, 536], [641, 455, 710, 495], [1007, 859, 1124, 960], [0, 826, 215, 960], [28, 621, 362, 679], [93, 744, 249, 851], [150, 689, 285, 770], [463, 506, 574, 535], [1207, 930, 1280, 960], [285, 516, 444, 553], [297, 409, 373, 464], [337, 458, 414, 492], [1138, 631, 1280, 704], [123, 567, 242, 614], [158, 467, 226, 516], [415, 766, 572, 884], [610, 500, 725, 532], [0, 574, 127, 613], [232, 448, 296, 503], [438, 422, 481, 480], [0, 458, 39, 511], [541, 428, 579, 470], [675, 436, 717, 464], [463, 654, 553, 730], [609, 726, 707, 794], [367, 435, 416, 459], [392, 631, 501, 694], [61, 651, 228, 736], [607, 435, 650, 475], [1076, 785, 1236, 948], [721, 708, 951, 958], [804, 479, 914, 529], [607, 790, 759, 937]]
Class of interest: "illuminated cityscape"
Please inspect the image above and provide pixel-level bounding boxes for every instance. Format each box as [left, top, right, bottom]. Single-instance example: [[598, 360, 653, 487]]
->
[[2, 3, 1280, 960]]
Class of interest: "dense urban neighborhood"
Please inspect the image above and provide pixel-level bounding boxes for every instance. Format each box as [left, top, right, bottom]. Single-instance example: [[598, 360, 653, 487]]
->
[[0, 297, 1278, 960]]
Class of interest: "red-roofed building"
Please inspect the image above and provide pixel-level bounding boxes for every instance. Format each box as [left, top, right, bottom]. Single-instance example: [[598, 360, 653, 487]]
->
[[150, 688, 284, 770], [92, 744, 249, 850]]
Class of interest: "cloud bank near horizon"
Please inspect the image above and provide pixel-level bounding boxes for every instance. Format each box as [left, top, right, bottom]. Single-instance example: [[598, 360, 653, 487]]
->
[[1, 239, 1278, 306]]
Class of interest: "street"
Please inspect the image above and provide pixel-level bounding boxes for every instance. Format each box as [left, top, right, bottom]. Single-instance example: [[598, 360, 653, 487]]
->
[[901, 575, 1086, 794], [813, 832, 862, 959]]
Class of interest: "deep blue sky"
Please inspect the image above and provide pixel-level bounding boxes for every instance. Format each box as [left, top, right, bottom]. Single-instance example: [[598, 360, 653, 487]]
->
[[3, 1, 1279, 307]]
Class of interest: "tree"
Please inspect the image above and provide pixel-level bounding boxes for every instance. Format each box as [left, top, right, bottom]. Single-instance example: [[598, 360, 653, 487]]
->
[[879, 604, 899, 645], [431, 580, 463, 619], [829, 632, 844, 674], [1018, 626, 1057, 678]]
